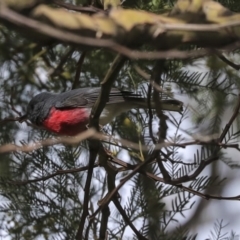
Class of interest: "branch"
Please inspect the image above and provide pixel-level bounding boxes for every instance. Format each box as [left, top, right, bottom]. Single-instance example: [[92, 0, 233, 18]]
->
[[89, 54, 126, 129], [75, 139, 100, 240], [89, 151, 158, 219], [140, 165, 240, 202], [87, 54, 126, 239], [1, 128, 238, 155], [3, 5, 240, 59], [76, 54, 127, 239], [109, 153, 240, 202], [99, 205, 110, 240], [152, 60, 171, 180]]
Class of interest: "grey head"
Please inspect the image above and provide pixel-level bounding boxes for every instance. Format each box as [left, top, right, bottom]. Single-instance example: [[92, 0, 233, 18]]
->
[[23, 92, 55, 125]]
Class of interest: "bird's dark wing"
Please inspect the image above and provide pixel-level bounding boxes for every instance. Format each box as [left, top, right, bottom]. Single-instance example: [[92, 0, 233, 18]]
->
[[54, 88, 98, 109], [54, 88, 139, 109]]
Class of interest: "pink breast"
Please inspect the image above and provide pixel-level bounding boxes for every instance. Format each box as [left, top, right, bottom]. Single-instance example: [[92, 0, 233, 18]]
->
[[43, 107, 90, 136]]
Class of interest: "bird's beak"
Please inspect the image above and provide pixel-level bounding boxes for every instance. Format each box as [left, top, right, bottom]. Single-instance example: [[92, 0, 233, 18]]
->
[[18, 114, 28, 123]]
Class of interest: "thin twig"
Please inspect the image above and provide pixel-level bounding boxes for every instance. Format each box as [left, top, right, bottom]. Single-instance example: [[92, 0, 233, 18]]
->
[[134, 65, 172, 98], [0, 129, 96, 154], [50, 47, 74, 77], [147, 84, 156, 145], [113, 199, 148, 240], [219, 94, 240, 142], [217, 53, 240, 70], [72, 51, 87, 89], [5, 164, 99, 185]]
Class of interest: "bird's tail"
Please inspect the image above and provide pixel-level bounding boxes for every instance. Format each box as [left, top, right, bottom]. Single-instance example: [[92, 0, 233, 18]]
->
[[123, 94, 183, 112]]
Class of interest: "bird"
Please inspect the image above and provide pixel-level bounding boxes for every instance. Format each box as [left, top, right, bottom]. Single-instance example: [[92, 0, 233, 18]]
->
[[20, 87, 183, 136]]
